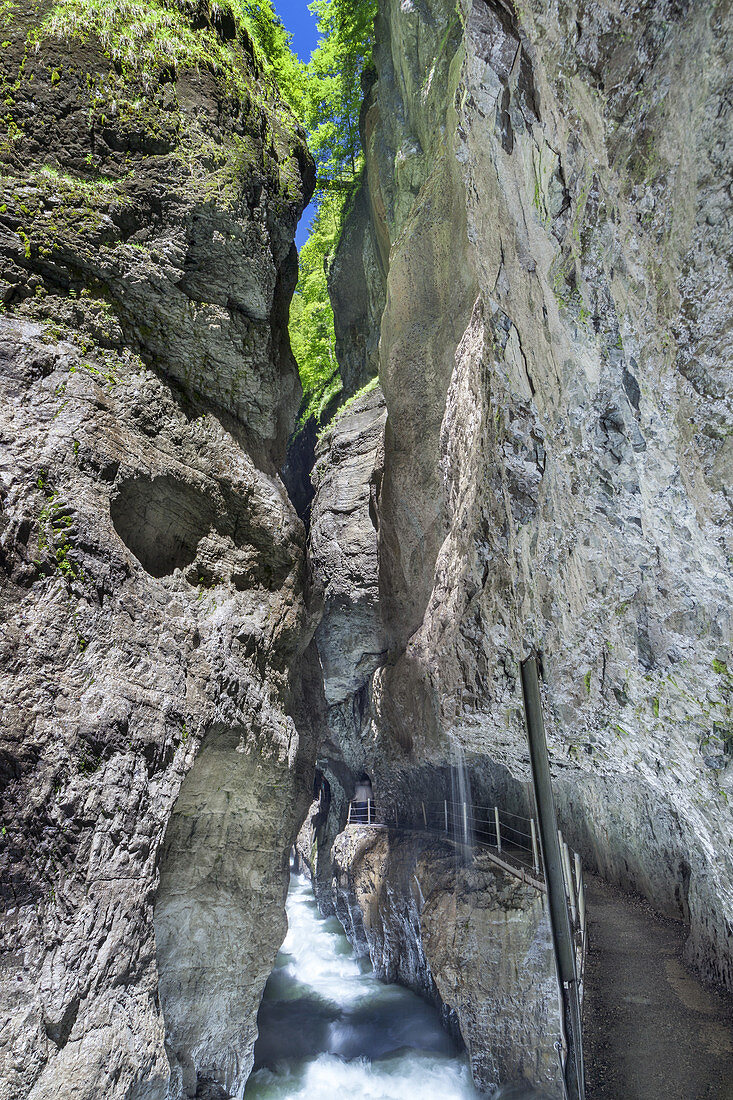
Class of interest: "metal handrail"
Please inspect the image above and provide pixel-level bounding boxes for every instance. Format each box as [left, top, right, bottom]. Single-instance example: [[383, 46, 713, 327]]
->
[[343, 794, 587, 969], [345, 795, 541, 872]]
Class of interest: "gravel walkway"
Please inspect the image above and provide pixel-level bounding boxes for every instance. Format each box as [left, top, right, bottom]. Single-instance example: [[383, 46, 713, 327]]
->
[[583, 874, 733, 1099]]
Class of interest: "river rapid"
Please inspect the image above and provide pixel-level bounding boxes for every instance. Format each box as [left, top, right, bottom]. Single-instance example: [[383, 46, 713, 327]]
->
[[244, 872, 479, 1099]]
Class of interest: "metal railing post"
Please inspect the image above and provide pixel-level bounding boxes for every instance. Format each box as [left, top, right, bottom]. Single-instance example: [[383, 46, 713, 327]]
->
[[444, 800, 448, 834], [347, 802, 352, 826], [575, 851, 585, 941], [494, 806, 501, 853], [530, 818, 540, 874], [563, 840, 577, 926], [367, 799, 371, 826], [521, 654, 585, 1100]]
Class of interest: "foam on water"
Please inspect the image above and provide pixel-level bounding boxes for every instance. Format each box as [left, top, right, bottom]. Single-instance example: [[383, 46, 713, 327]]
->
[[245, 874, 479, 1099]]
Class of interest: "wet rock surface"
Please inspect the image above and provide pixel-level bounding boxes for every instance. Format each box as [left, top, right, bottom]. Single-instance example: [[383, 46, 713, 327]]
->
[[331, 826, 564, 1097], [311, 384, 387, 707], [327, 180, 387, 401]]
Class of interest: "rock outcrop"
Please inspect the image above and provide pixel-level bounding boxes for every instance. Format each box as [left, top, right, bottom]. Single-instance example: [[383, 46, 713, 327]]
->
[[0, 5, 318, 1099], [300, 383, 387, 911], [311, 383, 387, 707], [312, 0, 733, 1010], [331, 826, 563, 1096], [327, 178, 387, 401]]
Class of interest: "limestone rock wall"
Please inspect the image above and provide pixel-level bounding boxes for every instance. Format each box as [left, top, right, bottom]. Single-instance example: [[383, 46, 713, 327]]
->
[[305, 384, 388, 912], [331, 827, 563, 1096], [327, 180, 387, 401], [0, 5, 318, 1099], [316, 0, 733, 997], [311, 383, 387, 707]]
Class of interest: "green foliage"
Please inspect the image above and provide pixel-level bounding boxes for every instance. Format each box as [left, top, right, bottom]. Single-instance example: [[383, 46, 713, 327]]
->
[[0, 0, 14, 31], [28, 0, 304, 107], [320, 375, 378, 439], [35, 164, 124, 203], [35, 471, 85, 586], [1, 162, 131, 264], [235, 0, 306, 113], [17, 226, 30, 258], [289, 187, 344, 424], [289, 0, 377, 425], [71, 359, 118, 388], [77, 749, 100, 774], [304, 0, 377, 181], [31, 0, 230, 89]]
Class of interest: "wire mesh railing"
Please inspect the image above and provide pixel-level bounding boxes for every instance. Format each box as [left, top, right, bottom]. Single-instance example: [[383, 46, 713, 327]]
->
[[348, 796, 542, 875], [345, 794, 586, 974]]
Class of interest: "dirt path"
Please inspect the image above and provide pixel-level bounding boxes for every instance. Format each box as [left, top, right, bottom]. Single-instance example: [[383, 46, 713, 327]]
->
[[583, 874, 733, 1100]]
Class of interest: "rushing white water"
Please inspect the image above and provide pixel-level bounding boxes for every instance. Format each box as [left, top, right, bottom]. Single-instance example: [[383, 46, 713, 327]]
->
[[244, 873, 479, 1100]]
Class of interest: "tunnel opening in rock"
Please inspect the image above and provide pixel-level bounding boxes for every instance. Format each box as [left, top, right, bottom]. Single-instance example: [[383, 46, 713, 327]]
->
[[314, 768, 331, 816], [350, 772, 375, 824], [110, 473, 217, 577]]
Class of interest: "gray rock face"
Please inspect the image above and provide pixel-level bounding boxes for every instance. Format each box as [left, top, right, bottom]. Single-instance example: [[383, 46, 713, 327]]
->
[[331, 827, 563, 1096], [316, 0, 733, 1011], [0, 3, 314, 467], [306, 385, 388, 913], [154, 721, 318, 1099], [0, 316, 319, 1100], [311, 384, 387, 706], [0, 8, 319, 1099], [327, 181, 387, 400]]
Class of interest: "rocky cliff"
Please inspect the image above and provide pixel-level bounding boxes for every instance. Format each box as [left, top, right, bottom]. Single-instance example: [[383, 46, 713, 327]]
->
[[303, 382, 388, 911], [0, 4, 318, 1098], [1, 0, 732, 1095], [331, 826, 563, 1096], [310, 0, 733, 1009]]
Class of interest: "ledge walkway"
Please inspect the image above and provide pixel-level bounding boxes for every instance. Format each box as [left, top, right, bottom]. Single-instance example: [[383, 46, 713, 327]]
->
[[345, 795, 586, 979], [583, 873, 733, 1100], [346, 797, 553, 894]]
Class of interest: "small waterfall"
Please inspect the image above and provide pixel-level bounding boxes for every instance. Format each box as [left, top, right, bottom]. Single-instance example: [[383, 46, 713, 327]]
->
[[449, 735, 474, 852]]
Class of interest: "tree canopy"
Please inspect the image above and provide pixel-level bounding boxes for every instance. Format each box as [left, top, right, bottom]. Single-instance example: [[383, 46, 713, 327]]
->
[[235, 1, 307, 114], [288, 189, 344, 424], [237, 0, 377, 428], [305, 0, 377, 184], [236, 0, 377, 186], [292, 0, 376, 425]]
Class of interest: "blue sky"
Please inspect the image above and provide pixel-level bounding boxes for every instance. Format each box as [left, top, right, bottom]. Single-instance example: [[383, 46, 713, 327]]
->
[[272, 0, 320, 248], [273, 0, 319, 62]]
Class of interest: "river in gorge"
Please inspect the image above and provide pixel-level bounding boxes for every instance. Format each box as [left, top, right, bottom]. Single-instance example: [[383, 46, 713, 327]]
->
[[244, 872, 480, 1100]]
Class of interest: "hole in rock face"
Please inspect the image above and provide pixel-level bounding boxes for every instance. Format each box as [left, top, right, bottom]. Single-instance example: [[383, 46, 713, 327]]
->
[[110, 474, 216, 578]]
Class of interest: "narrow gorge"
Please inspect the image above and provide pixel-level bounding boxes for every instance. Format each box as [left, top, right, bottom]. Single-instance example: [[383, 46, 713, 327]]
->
[[0, 1, 731, 1098]]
